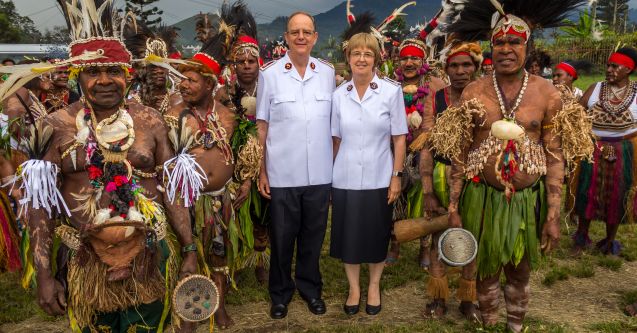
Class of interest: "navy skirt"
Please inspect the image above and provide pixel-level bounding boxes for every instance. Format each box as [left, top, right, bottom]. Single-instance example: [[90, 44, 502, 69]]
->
[[330, 187, 392, 264]]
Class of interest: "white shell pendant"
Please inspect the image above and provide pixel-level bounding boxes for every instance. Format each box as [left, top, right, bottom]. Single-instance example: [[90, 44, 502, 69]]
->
[[408, 111, 422, 129], [403, 84, 418, 94], [491, 119, 525, 141], [241, 96, 257, 116]]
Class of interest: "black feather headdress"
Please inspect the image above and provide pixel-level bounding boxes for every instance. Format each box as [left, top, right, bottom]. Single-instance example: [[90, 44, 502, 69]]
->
[[442, 0, 587, 42]]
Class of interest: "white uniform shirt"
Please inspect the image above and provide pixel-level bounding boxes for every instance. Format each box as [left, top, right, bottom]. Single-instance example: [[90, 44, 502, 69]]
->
[[256, 53, 335, 187], [331, 75, 408, 190]]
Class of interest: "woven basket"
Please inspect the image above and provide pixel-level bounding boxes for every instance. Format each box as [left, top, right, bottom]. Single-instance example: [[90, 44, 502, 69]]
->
[[172, 274, 219, 322]]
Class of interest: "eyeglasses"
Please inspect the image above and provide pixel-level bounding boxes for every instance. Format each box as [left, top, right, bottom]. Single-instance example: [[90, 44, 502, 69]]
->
[[351, 51, 375, 60], [400, 56, 423, 63], [286, 29, 315, 38]]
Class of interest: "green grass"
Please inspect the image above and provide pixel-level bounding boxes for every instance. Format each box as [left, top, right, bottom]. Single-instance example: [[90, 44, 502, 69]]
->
[[574, 74, 605, 91], [569, 259, 595, 278], [597, 256, 624, 271], [0, 272, 53, 324], [587, 318, 637, 333], [541, 266, 569, 287]]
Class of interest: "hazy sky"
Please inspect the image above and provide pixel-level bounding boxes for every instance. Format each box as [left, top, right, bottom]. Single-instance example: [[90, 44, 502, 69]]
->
[[13, 0, 637, 32], [13, 0, 343, 31]]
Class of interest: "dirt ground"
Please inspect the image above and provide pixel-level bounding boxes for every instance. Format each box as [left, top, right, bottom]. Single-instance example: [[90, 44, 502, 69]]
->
[[2, 258, 636, 333]]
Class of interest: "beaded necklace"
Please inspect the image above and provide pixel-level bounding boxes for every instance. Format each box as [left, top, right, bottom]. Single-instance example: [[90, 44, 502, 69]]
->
[[599, 81, 637, 114], [157, 93, 170, 115], [492, 70, 529, 120], [191, 100, 234, 165]]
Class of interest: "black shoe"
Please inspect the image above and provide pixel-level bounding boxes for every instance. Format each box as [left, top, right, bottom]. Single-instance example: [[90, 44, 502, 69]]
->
[[343, 293, 360, 315], [343, 303, 360, 315], [270, 304, 288, 319], [305, 298, 326, 315], [366, 301, 382, 315]]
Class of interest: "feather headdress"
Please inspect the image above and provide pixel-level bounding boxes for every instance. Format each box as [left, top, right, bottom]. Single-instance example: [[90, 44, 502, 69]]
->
[[227, 1, 260, 61], [442, 0, 587, 43], [342, 0, 416, 53]]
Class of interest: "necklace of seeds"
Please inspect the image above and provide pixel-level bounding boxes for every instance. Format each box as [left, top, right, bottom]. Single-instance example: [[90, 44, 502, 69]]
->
[[600, 81, 637, 114], [492, 70, 529, 121], [157, 93, 170, 115]]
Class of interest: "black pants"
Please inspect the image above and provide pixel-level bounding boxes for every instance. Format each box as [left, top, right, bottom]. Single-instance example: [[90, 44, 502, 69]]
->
[[268, 184, 330, 305]]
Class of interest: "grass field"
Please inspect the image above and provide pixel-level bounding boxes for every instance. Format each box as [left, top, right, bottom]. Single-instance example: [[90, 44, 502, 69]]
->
[[1, 73, 637, 332]]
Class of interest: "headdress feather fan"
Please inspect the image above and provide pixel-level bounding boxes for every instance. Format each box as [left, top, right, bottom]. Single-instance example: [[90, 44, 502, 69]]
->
[[442, 0, 587, 41]]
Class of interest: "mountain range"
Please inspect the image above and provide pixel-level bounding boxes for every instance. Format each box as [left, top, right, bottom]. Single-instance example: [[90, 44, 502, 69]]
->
[[172, 0, 441, 51]]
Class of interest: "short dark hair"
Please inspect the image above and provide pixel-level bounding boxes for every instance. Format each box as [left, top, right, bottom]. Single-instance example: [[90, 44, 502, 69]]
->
[[2, 58, 15, 65], [286, 11, 315, 31]]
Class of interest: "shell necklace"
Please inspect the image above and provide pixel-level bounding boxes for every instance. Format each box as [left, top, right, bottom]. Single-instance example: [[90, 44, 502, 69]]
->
[[492, 70, 529, 120]]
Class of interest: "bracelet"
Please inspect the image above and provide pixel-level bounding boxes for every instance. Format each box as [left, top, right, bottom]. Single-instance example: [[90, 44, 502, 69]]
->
[[182, 243, 197, 253]]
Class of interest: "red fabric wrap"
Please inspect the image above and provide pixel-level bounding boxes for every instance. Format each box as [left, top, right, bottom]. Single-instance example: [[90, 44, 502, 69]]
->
[[556, 62, 577, 79], [492, 29, 528, 43], [168, 51, 182, 59], [70, 38, 131, 67], [399, 45, 425, 58], [192, 52, 221, 75], [609, 52, 635, 71], [447, 51, 471, 64], [237, 35, 259, 47], [483, 58, 493, 65]]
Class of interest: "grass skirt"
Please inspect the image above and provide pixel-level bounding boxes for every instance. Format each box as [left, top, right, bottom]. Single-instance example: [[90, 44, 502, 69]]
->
[[460, 180, 546, 279], [575, 134, 637, 225]]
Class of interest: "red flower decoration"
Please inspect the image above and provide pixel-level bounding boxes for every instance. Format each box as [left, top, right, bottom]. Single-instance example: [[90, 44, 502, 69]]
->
[[113, 175, 129, 186], [471, 176, 480, 183], [405, 105, 417, 115], [87, 165, 103, 180], [105, 182, 117, 192]]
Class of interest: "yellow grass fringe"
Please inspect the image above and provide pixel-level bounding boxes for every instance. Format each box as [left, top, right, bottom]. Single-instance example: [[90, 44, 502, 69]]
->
[[409, 132, 429, 152], [68, 253, 165, 330], [457, 278, 477, 302], [428, 98, 487, 160], [427, 275, 450, 300], [553, 85, 595, 174]]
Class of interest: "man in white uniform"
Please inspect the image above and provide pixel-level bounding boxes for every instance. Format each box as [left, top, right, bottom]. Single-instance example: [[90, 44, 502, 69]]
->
[[256, 11, 335, 319]]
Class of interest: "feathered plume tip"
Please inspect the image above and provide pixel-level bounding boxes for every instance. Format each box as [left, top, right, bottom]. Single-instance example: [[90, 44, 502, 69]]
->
[[156, 24, 180, 55], [347, 0, 356, 25], [198, 3, 237, 67], [341, 11, 377, 49], [442, 0, 587, 42], [226, 1, 258, 44], [377, 1, 417, 34], [57, 0, 118, 40], [163, 117, 207, 207], [122, 16, 153, 59]]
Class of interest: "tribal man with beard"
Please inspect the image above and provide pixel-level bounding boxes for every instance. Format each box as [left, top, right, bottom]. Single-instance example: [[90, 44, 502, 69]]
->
[[385, 37, 445, 269], [419, 40, 483, 320], [164, 3, 262, 328], [429, 0, 588, 331], [123, 23, 183, 116]]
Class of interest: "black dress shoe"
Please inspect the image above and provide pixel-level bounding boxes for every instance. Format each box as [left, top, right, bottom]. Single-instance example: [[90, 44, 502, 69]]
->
[[366, 302, 382, 315], [270, 304, 288, 319], [305, 298, 326, 315]]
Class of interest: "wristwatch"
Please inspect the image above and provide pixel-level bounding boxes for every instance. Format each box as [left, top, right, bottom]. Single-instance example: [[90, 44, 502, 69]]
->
[[392, 170, 403, 177]]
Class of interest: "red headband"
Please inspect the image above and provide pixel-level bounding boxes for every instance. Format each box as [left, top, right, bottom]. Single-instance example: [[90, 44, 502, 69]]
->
[[399, 45, 425, 59], [556, 62, 577, 79], [482, 58, 493, 65], [491, 29, 528, 44], [446, 51, 471, 64], [609, 52, 635, 71], [237, 35, 259, 47], [192, 52, 221, 75]]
